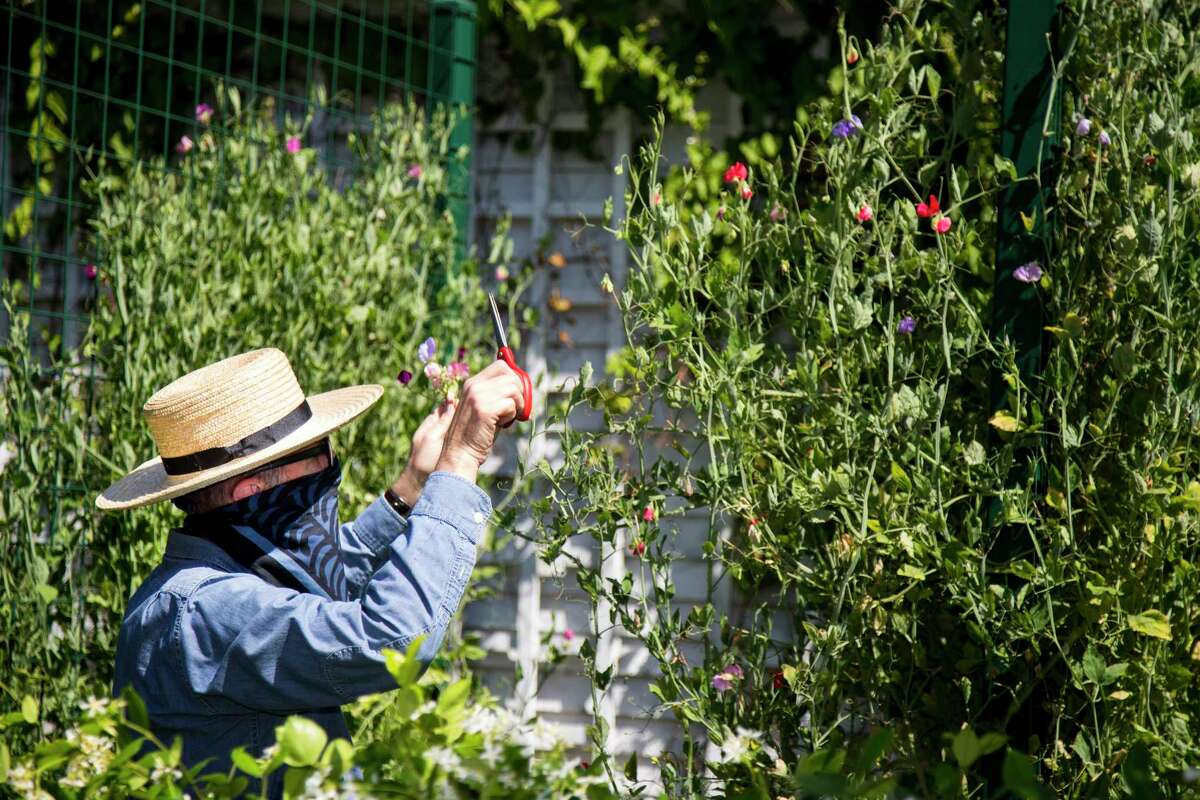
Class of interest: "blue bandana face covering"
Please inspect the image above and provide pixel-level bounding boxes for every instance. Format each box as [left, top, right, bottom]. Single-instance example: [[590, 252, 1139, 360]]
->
[[183, 458, 349, 601]]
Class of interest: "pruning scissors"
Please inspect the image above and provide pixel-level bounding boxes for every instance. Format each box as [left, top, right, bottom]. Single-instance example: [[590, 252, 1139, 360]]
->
[[489, 293, 533, 428]]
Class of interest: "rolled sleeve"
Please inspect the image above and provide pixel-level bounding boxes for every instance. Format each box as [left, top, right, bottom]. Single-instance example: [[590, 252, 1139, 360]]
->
[[409, 470, 492, 544]]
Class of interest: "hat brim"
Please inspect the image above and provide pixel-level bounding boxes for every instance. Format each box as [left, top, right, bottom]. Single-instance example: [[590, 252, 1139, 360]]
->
[[96, 384, 384, 511]]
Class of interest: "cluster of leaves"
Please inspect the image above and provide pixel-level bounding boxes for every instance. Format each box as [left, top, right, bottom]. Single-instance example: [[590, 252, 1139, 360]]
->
[[535, 0, 1200, 796], [0, 95, 512, 742], [1, 638, 614, 799]]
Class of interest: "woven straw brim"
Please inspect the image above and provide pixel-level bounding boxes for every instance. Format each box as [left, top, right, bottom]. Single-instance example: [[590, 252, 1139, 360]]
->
[[97, 384, 383, 511]]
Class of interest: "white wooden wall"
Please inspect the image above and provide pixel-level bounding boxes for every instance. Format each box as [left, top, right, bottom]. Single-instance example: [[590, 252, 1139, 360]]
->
[[467, 69, 747, 786]]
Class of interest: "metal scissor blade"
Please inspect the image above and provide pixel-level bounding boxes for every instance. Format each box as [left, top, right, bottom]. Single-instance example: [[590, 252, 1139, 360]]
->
[[488, 293, 509, 350]]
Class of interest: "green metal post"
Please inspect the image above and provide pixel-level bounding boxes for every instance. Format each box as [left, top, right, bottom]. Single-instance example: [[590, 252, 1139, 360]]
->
[[429, 0, 476, 265], [991, 0, 1061, 501]]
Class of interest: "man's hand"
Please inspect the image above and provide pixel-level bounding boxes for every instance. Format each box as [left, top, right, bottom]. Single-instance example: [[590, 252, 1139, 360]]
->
[[435, 361, 527, 483], [391, 400, 456, 504]]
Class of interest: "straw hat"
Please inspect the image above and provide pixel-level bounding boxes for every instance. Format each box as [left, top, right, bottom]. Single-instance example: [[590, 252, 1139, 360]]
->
[[97, 348, 382, 511]]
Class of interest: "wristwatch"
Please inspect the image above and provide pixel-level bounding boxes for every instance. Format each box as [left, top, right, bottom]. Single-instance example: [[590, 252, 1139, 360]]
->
[[384, 488, 413, 518]]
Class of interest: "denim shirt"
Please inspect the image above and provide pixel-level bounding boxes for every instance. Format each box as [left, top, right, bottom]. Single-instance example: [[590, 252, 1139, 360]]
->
[[112, 471, 489, 789]]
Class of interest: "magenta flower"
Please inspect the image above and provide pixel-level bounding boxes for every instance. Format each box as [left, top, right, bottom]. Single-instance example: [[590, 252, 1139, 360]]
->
[[1013, 261, 1043, 283], [494, 265, 510, 282], [712, 663, 744, 692], [83, 263, 98, 280], [175, 135, 194, 154], [856, 204, 873, 223], [195, 103, 214, 125], [642, 506, 656, 522], [897, 315, 916, 335], [563, 628, 575, 642], [934, 216, 952, 234], [285, 136, 301, 154], [447, 361, 470, 379], [723, 162, 748, 183], [716, 206, 726, 221], [1099, 131, 1112, 147], [457, 346, 467, 361], [397, 370, 413, 385], [418, 337, 437, 363], [407, 164, 422, 179]]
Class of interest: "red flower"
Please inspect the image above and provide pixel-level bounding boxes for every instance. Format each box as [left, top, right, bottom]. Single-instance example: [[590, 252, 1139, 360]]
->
[[740, 183, 754, 201], [642, 506, 656, 522], [631, 540, 646, 557], [580, 760, 590, 770], [915, 195, 940, 218], [723, 162, 748, 183], [846, 48, 860, 65], [773, 669, 785, 690]]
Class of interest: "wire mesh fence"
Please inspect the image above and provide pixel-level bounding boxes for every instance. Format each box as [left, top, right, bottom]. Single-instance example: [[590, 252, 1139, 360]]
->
[[1, 0, 476, 358]]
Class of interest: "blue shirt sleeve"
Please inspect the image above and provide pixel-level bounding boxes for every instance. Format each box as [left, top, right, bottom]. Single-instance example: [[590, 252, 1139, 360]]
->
[[176, 471, 489, 713], [337, 494, 411, 599]]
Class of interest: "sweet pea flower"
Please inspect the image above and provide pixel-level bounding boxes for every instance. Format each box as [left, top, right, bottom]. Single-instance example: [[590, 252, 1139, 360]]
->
[[712, 663, 744, 692], [773, 669, 786, 689], [651, 191, 662, 206], [397, 370, 413, 385], [915, 195, 940, 218], [563, 628, 575, 642], [195, 103, 214, 124], [457, 346, 467, 361], [630, 540, 646, 557], [723, 162, 748, 183], [83, 263, 98, 280], [856, 204, 873, 222], [1013, 261, 1043, 283], [286, 136, 301, 154], [934, 215, 952, 234], [418, 336, 437, 363], [897, 315, 916, 335], [407, 164, 422, 179], [494, 265, 510, 282], [740, 183, 754, 201], [447, 361, 470, 379], [716, 206, 726, 221], [846, 48, 859, 65], [1074, 115, 1092, 136], [642, 506, 656, 522], [1099, 131, 1112, 147], [176, 135, 194, 154], [769, 204, 785, 221], [424, 361, 444, 389], [831, 115, 863, 139]]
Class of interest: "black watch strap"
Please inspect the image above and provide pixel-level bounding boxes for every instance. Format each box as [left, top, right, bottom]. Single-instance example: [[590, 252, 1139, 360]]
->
[[384, 488, 413, 518]]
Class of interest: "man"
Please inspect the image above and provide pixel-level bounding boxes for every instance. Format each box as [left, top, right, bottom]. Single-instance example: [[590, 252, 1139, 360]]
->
[[99, 347, 525, 792]]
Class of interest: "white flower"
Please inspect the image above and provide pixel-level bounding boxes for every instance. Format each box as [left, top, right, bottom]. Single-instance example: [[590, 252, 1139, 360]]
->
[[8, 764, 35, 793], [79, 695, 110, 716], [150, 762, 182, 783], [480, 740, 504, 767], [427, 745, 463, 777], [711, 727, 762, 764]]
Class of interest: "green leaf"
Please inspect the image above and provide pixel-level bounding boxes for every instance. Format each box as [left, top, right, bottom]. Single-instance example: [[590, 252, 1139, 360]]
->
[[275, 716, 327, 767], [925, 66, 941, 98], [1002, 748, 1051, 799], [898, 564, 927, 581], [1127, 610, 1172, 640], [624, 751, 637, 781], [1121, 742, 1163, 799], [35, 584, 57, 603], [0, 740, 8, 781], [953, 728, 982, 768], [435, 677, 471, 715], [20, 696, 37, 724], [989, 411, 1021, 432], [230, 746, 263, 777]]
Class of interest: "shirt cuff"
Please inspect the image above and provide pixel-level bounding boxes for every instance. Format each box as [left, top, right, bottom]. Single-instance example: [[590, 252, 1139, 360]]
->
[[409, 471, 492, 544], [354, 495, 410, 555]]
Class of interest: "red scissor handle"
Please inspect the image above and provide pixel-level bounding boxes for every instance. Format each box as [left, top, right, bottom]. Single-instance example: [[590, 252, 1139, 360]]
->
[[497, 346, 533, 428]]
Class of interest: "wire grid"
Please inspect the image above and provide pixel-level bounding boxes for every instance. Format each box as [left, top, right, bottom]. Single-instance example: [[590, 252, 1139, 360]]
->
[[0, 1, 474, 471]]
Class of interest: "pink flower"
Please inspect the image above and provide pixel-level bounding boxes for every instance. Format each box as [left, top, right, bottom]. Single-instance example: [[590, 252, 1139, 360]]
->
[[407, 164, 422, 179], [175, 135, 194, 154], [715, 206, 726, 221], [194, 103, 214, 124], [494, 265, 510, 282], [424, 362, 443, 389], [846, 49, 859, 65], [642, 506, 656, 522], [286, 136, 301, 154], [723, 162, 748, 183], [711, 665, 742, 692], [915, 195, 939, 219], [563, 628, 575, 641], [630, 540, 646, 557], [651, 191, 662, 206], [768, 204, 785, 221], [934, 216, 952, 234], [447, 361, 470, 379], [856, 204, 873, 222], [740, 183, 753, 201], [83, 263, 98, 280]]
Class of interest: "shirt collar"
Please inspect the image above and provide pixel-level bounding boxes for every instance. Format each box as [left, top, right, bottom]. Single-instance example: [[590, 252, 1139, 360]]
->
[[164, 527, 244, 573]]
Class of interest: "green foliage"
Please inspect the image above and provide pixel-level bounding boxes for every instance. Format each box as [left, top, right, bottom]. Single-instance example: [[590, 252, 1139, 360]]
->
[[537, 0, 1200, 796], [2, 642, 614, 798], [0, 96, 511, 740]]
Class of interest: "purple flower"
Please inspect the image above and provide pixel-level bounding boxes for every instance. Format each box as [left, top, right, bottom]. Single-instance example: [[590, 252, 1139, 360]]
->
[[711, 663, 743, 693], [1074, 116, 1091, 136], [1013, 261, 1043, 283], [418, 337, 437, 363], [195, 103, 214, 124], [1099, 131, 1111, 147], [397, 370, 413, 385], [457, 346, 467, 361], [897, 315, 916, 335], [83, 263, 98, 280], [831, 115, 863, 140]]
